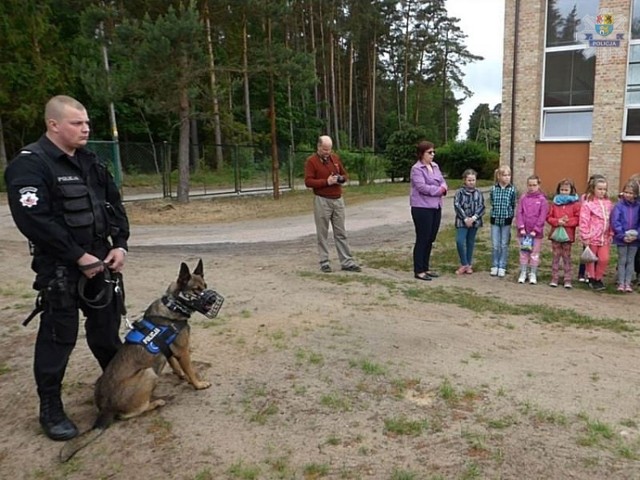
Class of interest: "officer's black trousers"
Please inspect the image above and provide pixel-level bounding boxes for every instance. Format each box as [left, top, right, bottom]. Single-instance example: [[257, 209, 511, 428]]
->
[[34, 281, 122, 399]]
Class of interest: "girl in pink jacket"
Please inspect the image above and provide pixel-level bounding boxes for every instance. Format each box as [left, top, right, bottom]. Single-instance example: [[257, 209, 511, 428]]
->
[[578, 176, 613, 291], [515, 175, 549, 285]]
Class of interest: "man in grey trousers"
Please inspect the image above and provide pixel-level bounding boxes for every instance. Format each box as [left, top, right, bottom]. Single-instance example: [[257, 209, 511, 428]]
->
[[304, 135, 361, 273]]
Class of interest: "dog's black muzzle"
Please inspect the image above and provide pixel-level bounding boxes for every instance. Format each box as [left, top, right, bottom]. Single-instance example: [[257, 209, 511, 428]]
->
[[176, 289, 224, 318]]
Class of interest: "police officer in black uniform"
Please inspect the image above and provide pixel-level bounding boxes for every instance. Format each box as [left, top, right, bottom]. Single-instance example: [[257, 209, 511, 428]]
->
[[4, 95, 130, 441]]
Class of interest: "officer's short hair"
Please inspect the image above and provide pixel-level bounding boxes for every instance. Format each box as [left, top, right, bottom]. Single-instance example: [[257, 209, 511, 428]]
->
[[45, 96, 86, 124]]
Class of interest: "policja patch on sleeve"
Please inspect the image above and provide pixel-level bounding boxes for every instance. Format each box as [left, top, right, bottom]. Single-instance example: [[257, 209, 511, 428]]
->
[[19, 187, 39, 208]]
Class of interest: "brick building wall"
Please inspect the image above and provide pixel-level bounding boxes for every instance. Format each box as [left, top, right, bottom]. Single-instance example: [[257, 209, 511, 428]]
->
[[590, 0, 631, 188], [501, 1, 546, 190], [501, 0, 634, 193]]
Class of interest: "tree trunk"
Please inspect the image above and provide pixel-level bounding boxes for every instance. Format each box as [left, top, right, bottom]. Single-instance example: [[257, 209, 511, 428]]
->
[[318, 4, 331, 136], [0, 115, 7, 171], [190, 115, 199, 172], [136, 104, 160, 174], [395, 79, 402, 130], [329, 29, 339, 149], [354, 76, 362, 148], [204, 3, 224, 170], [267, 17, 279, 200], [243, 16, 253, 144], [442, 28, 449, 144], [413, 48, 425, 125], [308, 1, 320, 120], [285, 27, 295, 150], [348, 40, 353, 149], [371, 38, 377, 149], [402, 3, 411, 122], [177, 86, 190, 203]]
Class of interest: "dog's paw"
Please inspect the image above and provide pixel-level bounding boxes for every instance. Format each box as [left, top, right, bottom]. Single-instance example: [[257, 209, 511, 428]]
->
[[193, 381, 212, 390]]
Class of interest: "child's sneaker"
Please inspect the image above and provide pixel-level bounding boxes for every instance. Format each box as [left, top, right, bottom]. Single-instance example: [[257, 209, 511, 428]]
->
[[578, 276, 586, 283], [456, 266, 467, 275], [564, 282, 572, 289], [625, 284, 634, 293], [465, 266, 473, 274], [529, 273, 537, 285], [617, 285, 625, 292], [518, 271, 527, 284], [497, 268, 506, 278], [549, 280, 558, 287], [490, 267, 498, 276]]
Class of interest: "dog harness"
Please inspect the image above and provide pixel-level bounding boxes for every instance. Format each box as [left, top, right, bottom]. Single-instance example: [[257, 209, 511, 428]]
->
[[125, 318, 186, 358]]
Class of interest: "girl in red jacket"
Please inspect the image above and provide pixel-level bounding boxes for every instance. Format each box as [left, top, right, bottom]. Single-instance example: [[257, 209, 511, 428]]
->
[[546, 178, 581, 288]]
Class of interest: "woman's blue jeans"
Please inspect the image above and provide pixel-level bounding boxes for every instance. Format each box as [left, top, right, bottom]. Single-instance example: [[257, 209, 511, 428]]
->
[[491, 224, 511, 269], [456, 227, 478, 266]]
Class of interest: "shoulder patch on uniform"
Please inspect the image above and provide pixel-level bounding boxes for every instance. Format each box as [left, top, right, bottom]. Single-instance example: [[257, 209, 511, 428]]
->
[[18, 187, 39, 208]]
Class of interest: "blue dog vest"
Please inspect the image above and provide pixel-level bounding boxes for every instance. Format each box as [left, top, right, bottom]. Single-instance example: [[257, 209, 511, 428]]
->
[[125, 318, 182, 357]]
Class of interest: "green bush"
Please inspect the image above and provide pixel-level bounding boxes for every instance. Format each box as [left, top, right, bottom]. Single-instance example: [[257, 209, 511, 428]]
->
[[435, 141, 496, 180], [340, 149, 390, 185], [485, 149, 500, 180], [384, 126, 430, 181], [291, 143, 314, 179]]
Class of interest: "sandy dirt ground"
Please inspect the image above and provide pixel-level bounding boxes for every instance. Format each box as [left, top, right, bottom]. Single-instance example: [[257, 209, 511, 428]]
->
[[1, 195, 640, 480]]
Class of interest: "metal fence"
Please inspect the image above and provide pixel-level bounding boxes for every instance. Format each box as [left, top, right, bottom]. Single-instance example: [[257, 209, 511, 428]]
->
[[87, 140, 388, 201]]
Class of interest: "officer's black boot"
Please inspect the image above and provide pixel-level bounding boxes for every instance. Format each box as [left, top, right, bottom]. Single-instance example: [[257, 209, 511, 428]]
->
[[39, 395, 79, 441]]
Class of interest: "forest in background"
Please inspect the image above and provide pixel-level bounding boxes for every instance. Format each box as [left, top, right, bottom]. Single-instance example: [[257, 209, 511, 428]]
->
[[0, 0, 485, 200]]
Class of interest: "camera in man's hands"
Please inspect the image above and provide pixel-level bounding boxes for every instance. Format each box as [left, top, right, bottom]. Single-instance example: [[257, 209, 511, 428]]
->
[[335, 174, 346, 184]]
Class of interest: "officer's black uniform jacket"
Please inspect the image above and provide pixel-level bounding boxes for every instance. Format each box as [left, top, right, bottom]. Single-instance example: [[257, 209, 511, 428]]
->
[[4, 135, 129, 287]]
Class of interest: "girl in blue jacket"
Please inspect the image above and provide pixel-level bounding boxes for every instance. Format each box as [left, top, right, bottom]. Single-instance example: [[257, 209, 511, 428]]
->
[[611, 181, 640, 292]]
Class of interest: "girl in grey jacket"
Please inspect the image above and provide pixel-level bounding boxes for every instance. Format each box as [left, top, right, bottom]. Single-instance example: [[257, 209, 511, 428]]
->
[[453, 169, 485, 274]]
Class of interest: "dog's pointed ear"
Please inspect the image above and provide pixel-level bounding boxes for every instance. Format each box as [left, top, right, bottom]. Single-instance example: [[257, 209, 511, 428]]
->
[[194, 258, 204, 277], [177, 262, 191, 288]]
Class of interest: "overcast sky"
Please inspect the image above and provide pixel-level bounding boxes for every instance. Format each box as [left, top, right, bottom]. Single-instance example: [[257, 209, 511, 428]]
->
[[445, 0, 505, 140]]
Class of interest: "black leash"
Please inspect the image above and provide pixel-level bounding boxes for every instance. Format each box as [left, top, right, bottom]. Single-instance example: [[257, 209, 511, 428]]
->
[[77, 267, 125, 311], [22, 264, 127, 326]]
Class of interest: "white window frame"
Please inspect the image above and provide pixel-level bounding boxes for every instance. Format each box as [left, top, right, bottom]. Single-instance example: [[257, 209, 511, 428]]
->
[[623, 2, 640, 139], [542, 105, 594, 139], [540, 3, 595, 141]]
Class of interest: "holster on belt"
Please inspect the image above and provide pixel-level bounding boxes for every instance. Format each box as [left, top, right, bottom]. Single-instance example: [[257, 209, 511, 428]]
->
[[22, 266, 75, 326]]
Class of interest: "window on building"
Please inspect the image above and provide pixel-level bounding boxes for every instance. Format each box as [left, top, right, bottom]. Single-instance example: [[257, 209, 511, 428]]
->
[[542, 0, 599, 140], [632, 0, 640, 39], [625, 0, 640, 137], [544, 51, 595, 107]]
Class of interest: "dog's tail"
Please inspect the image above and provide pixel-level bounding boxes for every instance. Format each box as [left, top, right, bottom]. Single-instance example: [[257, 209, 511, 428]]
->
[[59, 412, 115, 463]]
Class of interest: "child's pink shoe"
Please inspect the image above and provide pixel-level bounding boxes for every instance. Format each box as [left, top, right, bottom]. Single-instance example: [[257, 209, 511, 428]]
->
[[617, 285, 625, 292], [456, 266, 467, 275], [625, 284, 634, 293]]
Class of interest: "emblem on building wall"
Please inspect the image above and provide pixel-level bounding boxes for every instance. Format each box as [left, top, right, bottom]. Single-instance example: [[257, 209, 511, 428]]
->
[[577, 12, 627, 59], [595, 14, 614, 37]]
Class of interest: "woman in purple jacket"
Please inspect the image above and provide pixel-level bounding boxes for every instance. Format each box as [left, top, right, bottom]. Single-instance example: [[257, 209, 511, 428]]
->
[[410, 141, 448, 281]]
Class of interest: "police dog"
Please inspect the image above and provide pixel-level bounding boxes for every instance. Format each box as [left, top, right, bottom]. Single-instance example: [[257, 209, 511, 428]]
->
[[60, 259, 223, 462]]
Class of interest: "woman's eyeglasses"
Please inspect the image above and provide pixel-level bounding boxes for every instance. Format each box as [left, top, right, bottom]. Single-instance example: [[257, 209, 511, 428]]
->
[[427, 150, 435, 155]]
